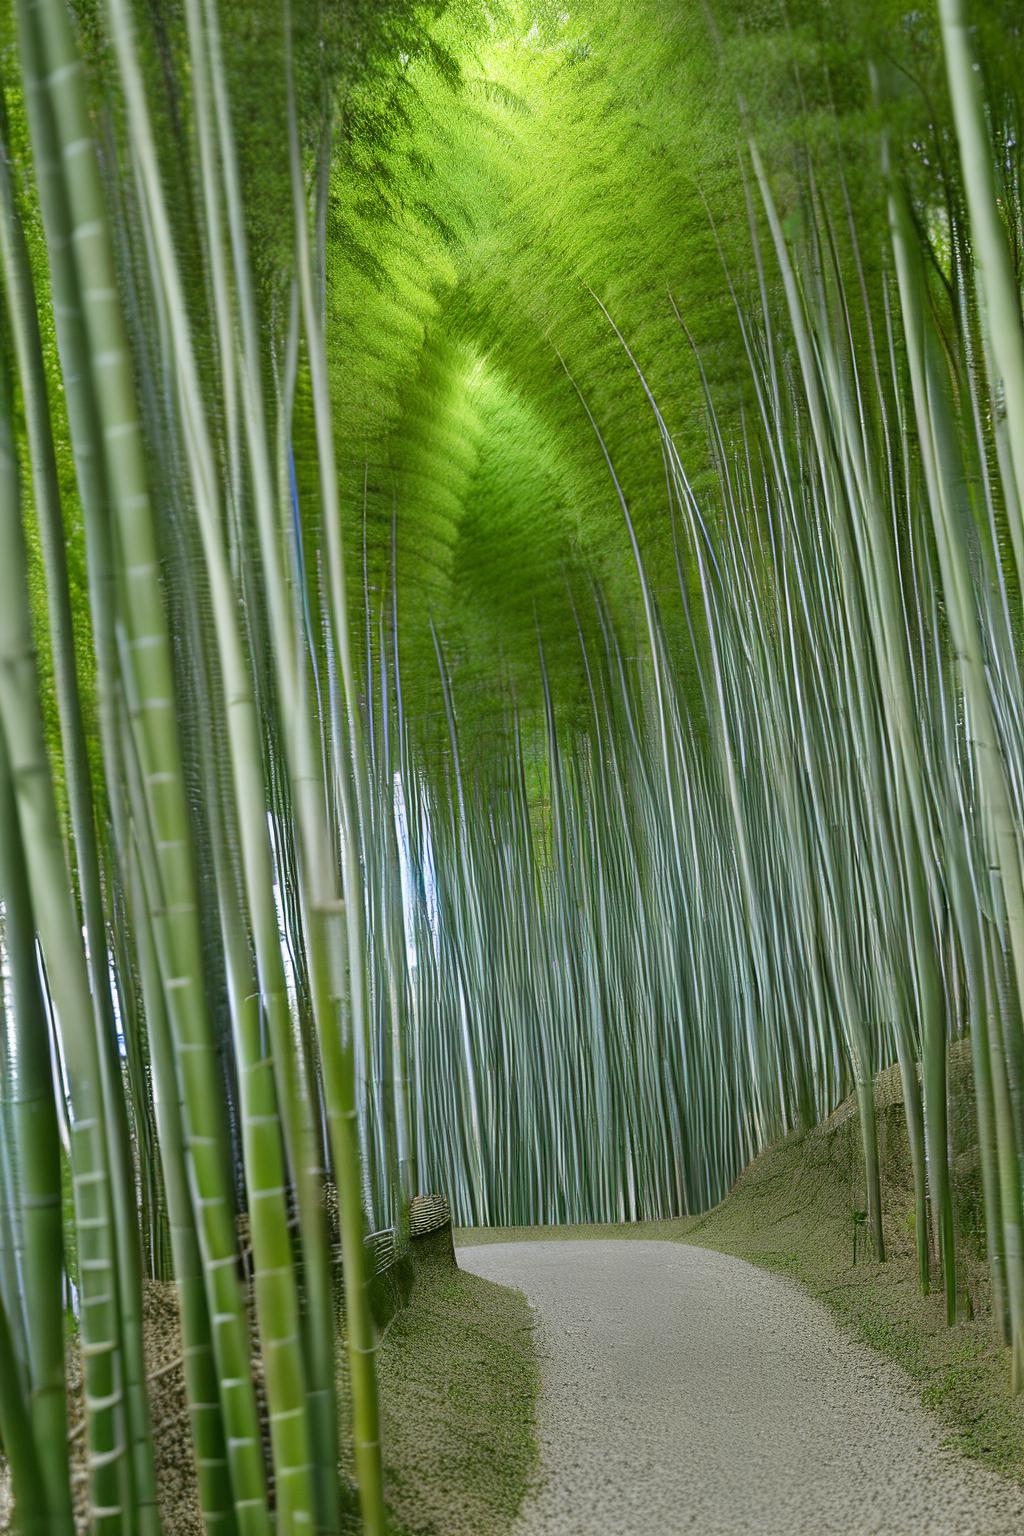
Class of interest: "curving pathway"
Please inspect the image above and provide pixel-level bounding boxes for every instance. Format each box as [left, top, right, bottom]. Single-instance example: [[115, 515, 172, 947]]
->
[[457, 1239, 1024, 1536]]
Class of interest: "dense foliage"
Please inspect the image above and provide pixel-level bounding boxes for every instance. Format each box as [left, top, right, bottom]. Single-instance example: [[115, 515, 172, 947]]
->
[[2, 0, 1024, 1533]]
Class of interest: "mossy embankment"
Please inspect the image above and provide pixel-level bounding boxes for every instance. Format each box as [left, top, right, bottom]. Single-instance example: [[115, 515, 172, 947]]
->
[[376, 1226, 539, 1536], [457, 1040, 1024, 1485]]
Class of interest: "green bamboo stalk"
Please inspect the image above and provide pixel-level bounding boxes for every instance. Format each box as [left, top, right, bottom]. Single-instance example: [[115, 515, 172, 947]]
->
[[100, 0, 333, 1522], [947, 795, 1009, 1339], [280, 12, 387, 1524], [0, 1283, 49, 1536], [119, 708, 239, 1536], [16, 0, 273, 1520], [980, 884, 1024, 1389], [0, 71, 160, 1513], [0, 299, 130, 1533], [0, 722, 71, 1533], [889, 166, 1024, 1362], [937, 0, 1024, 578], [813, 196, 953, 1307], [198, 133, 345, 1536]]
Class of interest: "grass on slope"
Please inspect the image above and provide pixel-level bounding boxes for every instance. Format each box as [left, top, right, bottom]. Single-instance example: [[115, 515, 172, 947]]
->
[[457, 1040, 1024, 1484], [377, 1228, 539, 1536]]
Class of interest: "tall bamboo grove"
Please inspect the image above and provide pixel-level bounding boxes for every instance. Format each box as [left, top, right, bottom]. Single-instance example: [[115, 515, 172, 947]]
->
[[3, 0, 1024, 1533], [0, 0, 400, 1530]]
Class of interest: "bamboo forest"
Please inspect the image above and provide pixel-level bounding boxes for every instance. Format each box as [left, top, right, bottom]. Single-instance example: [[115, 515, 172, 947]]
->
[[3, 0, 1024, 1531]]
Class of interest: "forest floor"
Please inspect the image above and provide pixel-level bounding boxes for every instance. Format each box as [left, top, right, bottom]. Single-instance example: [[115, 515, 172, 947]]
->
[[457, 1040, 1024, 1493]]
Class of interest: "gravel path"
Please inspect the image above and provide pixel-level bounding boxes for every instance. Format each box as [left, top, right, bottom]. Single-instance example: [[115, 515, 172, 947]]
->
[[457, 1239, 1024, 1535]]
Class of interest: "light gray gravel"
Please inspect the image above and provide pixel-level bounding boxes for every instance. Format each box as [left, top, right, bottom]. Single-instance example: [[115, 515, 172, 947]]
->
[[458, 1239, 1024, 1535]]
